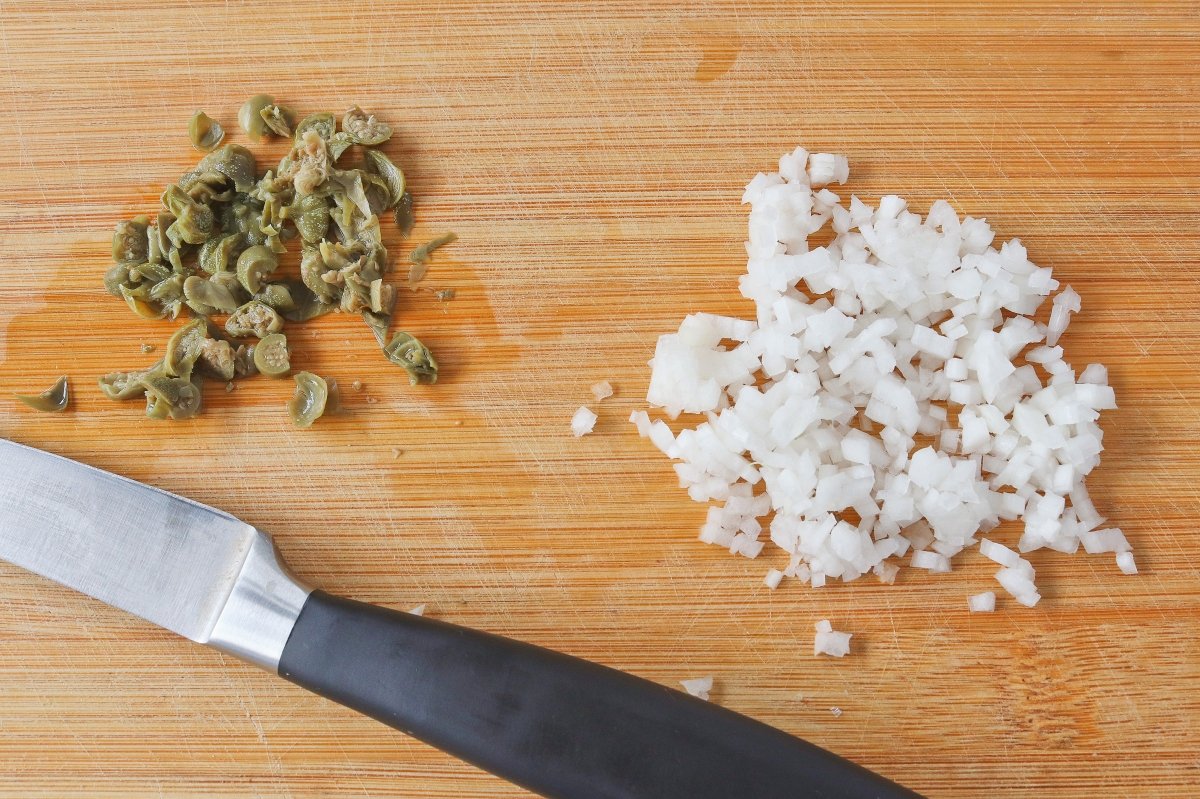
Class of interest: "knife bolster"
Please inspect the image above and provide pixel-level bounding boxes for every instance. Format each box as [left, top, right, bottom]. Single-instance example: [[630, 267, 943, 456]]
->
[[206, 530, 312, 671]]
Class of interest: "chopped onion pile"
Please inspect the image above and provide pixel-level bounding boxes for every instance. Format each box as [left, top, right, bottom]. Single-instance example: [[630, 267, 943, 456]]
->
[[632, 146, 1128, 607]]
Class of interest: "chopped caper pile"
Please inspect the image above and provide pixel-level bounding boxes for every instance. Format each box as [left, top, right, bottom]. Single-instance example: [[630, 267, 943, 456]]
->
[[102, 98, 450, 422]]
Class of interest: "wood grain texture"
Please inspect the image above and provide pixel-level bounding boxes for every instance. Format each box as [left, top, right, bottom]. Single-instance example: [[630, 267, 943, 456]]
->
[[0, 1, 1197, 796]]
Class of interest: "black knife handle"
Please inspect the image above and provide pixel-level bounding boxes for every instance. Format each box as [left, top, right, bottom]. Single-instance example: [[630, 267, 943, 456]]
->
[[278, 590, 921, 799]]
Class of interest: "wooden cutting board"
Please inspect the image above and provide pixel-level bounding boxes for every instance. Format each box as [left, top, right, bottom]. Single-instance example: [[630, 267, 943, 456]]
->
[[0, 2, 1196, 796]]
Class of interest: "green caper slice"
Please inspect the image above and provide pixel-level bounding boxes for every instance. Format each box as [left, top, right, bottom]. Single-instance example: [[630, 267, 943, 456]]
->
[[120, 285, 165, 320], [363, 149, 404, 210], [112, 216, 150, 264], [294, 112, 335, 144], [259, 104, 294, 137], [410, 232, 458, 267], [299, 246, 338, 303], [287, 371, 328, 428], [196, 144, 257, 192], [238, 94, 274, 141], [15, 376, 69, 412], [197, 338, 237, 381], [341, 106, 392, 145], [104, 263, 132, 297], [188, 111, 225, 151], [233, 344, 257, 378], [226, 300, 283, 339], [142, 374, 202, 421], [129, 262, 172, 284], [99, 362, 161, 400], [393, 191, 414, 238], [183, 275, 240, 314], [288, 192, 330, 244], [253, 333, 290, 377], [164, 319, 209, 378], [199, 234, 244, 275], [254, 282, 295, 311], [383, 332, 438, 385], [235, 245, 279, 294]]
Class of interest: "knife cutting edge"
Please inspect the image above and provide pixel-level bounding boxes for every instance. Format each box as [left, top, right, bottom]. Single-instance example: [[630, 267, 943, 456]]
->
[[0, 438, 922, 799]]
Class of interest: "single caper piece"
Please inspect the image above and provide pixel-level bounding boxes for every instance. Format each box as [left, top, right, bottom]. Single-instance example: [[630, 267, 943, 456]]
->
[[161, 185, 215, 245], [112, 216, 150, 264], [254, 282, 295, 311], [341, 106, 392, 145], [99, 362, 161, 401], [164, 319, 210, 378], [383, 332, 438, 385], [120, 285, 165, 320], [226, 300, 283, 339], [299, 246, 338, 303], [104, 263, 132, 297], [235, 245, 279, 294], [183, 275, 240, 314], [332, 170, 373, 219], [233, 344, 257, 378], [294, 112, 336, 144], [410, 232, 458, 266], [199, 234, 245, 275], [291, 129, 330, 195], [180, 169, 233, 203], [188, 111, 225, 151], [363, 149, 405, 210], [129, 262, 172, 284], [197, 338, 237, 381], [15, 376, 69, 412], [288, 192, 330, 243], [239, 94, 274, 141], [253, 333, 290, 377], [149, 274, 186, 303], [286, 371, 328, 428], [393, 191, 414, 238], [142, 374, 202, 421], [259, 104, 294, 137], [196, 144, 258, 192]]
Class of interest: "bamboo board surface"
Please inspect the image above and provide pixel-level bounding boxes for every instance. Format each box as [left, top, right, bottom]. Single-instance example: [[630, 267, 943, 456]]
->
[[0, 2, 1197, 796]]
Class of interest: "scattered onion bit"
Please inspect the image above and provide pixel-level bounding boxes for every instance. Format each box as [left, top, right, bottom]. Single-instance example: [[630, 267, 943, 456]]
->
[[680, 676, 713, 701]]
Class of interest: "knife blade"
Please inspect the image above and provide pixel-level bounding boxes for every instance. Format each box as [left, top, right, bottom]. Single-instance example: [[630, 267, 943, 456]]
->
[[0, 438, 922, 799]]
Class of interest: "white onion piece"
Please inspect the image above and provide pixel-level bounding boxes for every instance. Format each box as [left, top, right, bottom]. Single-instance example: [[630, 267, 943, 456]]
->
[[591, 381, 614, 401], [1116, 551, 1138, 575], [571, 406, 597, 437], [968, 592, 996, 612], [813, 620, 852, 657], [680, 676, 713, 700]]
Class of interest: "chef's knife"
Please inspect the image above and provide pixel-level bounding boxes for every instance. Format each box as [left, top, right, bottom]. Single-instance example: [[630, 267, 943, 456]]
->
[[0, 438, 921, 799]]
